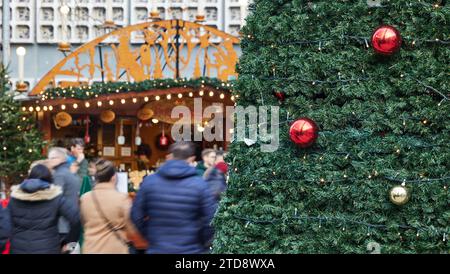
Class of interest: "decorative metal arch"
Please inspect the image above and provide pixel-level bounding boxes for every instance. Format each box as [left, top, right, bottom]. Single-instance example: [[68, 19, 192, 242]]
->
[[30, 20, 240, 96]]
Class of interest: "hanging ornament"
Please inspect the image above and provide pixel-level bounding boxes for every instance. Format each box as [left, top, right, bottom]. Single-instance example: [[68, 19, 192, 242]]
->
[[389, 185, 410, 206], [371, 25, 402, 55], [84, 115, 91, 144], [137, 107, 154, 121], [118, 119, 125, 145], [54, 112, 72, 128], [273, 91, 286, 102], [289, 118, 319, 148], [100, 110, 115, 123], [155, 125, 172, 150], [135, 122, 142, 146], [160, 126, 169, 147]]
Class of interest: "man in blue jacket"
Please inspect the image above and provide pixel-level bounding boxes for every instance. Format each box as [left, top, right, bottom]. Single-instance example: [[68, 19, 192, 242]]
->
[[131, 141, 218, 254], [0, 207, 10, 251]]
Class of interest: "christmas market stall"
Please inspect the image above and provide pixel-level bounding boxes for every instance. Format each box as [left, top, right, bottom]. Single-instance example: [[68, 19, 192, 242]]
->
[[19, 18, 240, 181]]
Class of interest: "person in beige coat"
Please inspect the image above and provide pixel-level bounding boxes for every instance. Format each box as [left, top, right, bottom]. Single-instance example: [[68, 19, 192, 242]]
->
[[80, 159, 135, 254]]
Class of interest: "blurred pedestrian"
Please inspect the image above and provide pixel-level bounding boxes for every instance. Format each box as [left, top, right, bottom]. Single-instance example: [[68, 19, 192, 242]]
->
[[136, 143, 152, 171], [8, 164, 80, 254], [0, 206, 10, 252], [131, 141, 217, 254], [204, 161, 228, 202], [47, 147, 81, 246], [68, 138, 88, 180], [87, 158, 98, 188], [80, 159, 136, 254], [196, 149, 216, 176], [214, 150, 227, 165]]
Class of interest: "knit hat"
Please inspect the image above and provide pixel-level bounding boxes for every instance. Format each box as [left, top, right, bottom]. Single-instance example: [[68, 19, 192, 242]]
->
[[215, 162, 228, 174]]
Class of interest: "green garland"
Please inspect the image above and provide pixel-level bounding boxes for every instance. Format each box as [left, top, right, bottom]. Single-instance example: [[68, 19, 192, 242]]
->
[[41, 77, 236, 100]]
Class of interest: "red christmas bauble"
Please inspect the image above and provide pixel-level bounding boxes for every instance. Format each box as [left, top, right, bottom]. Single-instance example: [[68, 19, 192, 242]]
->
[[371, 25, 402, 55], [159, 135, 169, 146], [274, 91, 286, 101], [289, 118, 319, 148]]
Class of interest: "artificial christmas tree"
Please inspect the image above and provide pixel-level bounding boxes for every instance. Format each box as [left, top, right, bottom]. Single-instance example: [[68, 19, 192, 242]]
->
[[214, 0, 449, 253], [0, 66, 45, 188]]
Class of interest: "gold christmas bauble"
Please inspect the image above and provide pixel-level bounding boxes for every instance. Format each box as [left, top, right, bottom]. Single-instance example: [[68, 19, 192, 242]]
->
[[389, 185, 410, 206]]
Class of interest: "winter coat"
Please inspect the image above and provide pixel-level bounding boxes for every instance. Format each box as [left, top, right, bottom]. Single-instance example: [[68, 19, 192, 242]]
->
[[67, 155, 88, 180], [196, 161, 207, 177], [77, 159, 89, 181], [8, 179, 80, 254], [53, 162, 81, 235], [205, 167, 227, 202], [80, 183, 136, 254], [131, 159, 218, 254], [0, 207, 10, 252]]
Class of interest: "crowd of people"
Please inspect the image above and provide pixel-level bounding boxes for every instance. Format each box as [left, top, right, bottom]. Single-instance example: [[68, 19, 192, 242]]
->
[[0, 139, 228, 254]]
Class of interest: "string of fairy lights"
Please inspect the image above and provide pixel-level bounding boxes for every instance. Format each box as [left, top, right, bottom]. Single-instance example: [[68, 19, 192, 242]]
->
[[253, 35, 450, 48], [244, 72, 449, 109], [23, 79, 239, 114], [23, 90, 238, 113], [232, 214, 449, 241], [40, 78, 235, 100], [234, 173, 450, 186]]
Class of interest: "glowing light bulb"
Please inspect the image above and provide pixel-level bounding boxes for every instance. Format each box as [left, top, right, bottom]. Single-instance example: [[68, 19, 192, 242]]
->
[[132, 98, 137, 103], [97, 101, 103, 107], [73, 103, 78, 109], [109, 100, 114, 106], [22, 107, 26, 112], [209, 91, 214, 97], [155, 96, 160, 101], [35, 106, 41, 112], [85, 102, 90, 108], [220, 93, 225, 99], [43, 106, 48, 111], [61, 105, 66, 110], [152, 119, 159, 124], [121, 99, 126, 104], [199, 90, 204, 96], [167, 94, 172, 100], [49, 106, 53, 111], [144, 97, 149, 102], [178, 93, 183, 99], [189, 92, 193, 97]]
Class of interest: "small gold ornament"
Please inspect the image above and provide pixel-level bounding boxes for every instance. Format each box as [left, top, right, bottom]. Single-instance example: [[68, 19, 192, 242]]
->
[[389, 185, 410, 206]]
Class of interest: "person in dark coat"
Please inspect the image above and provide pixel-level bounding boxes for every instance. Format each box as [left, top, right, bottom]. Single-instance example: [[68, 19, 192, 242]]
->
[[204, 162, 228, 202], [48, 147, 81, 245], [8, 164, 80, 254], [131, 141, 218, 254], [0, 207, 10, 252]]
